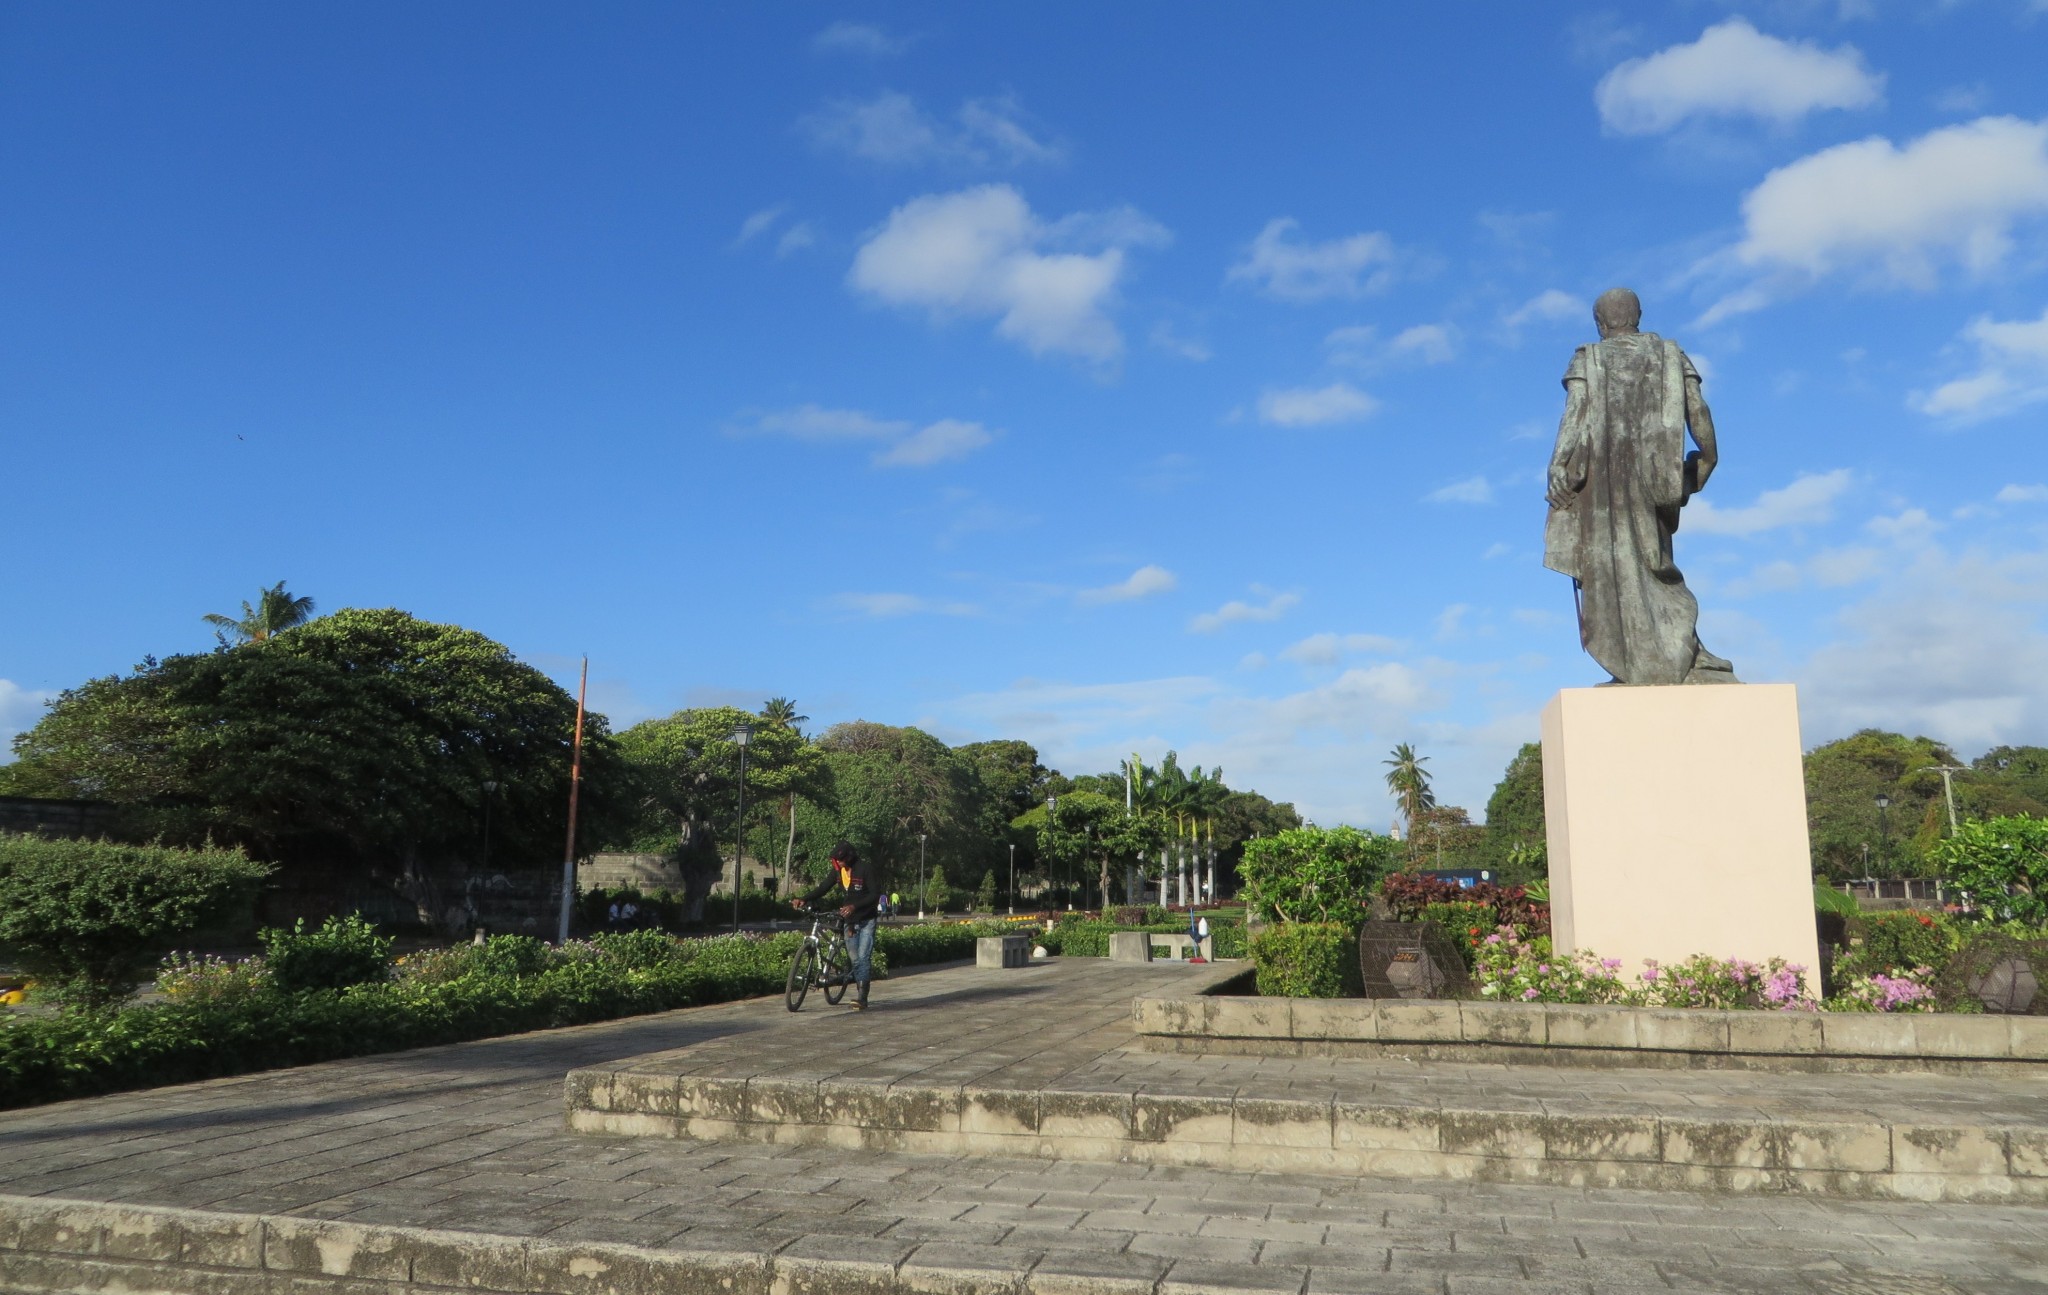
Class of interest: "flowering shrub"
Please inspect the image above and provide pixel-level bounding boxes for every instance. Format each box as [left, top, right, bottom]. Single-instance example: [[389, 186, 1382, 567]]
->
[[1828, 967, 1937, 1013], [1418, 901, 1494, 971], [155, 953, 272, 1004], [1472, 928, 1816, 1010], [1380, 873, 1549, 935]]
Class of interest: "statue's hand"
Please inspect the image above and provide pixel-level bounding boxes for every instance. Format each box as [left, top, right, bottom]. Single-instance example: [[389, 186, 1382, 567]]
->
[[1684, 450, 1717, 497], [1545, 465, 1574, 509]]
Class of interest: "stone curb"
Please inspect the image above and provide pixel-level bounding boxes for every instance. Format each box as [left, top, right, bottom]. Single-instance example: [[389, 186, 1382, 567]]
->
[[567, 1072, 2048, 1205], [0, 1193, 1228, 1295], [1129, 990, 2048, 1074]]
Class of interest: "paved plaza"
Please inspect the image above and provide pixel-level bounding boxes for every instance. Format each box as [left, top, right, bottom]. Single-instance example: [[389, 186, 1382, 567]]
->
[[3, 960, 2047, 1292]]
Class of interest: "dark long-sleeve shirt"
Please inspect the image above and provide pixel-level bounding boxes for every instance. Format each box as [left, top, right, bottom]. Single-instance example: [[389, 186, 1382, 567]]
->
[[802, 857, 881, 924]]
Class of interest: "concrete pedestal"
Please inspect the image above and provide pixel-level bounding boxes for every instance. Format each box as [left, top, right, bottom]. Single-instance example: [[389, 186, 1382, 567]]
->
[[1541, 683, 1821, 991]]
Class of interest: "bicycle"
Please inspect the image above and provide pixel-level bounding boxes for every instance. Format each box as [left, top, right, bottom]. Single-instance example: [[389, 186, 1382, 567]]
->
[[785, 910, 856, 1012]]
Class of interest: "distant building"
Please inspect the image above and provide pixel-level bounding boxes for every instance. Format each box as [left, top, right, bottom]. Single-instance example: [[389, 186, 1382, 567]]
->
[[0, 795, 117, 840]]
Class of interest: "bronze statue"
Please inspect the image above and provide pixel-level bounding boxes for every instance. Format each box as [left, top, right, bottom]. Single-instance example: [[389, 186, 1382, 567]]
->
[[1544, 289, 1737, 686]]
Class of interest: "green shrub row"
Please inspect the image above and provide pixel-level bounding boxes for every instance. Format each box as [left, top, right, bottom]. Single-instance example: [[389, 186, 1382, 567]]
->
[[1250, 923, 1362, 998], [0, 921, 1004, 1110], [1038, 915, 1248, 960]]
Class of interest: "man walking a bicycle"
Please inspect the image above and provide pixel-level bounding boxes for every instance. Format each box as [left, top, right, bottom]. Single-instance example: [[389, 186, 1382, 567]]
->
[[792, 841, 880, 1010]]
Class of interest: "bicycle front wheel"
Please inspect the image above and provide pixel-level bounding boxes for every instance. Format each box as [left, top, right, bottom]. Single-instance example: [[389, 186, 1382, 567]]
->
[[821, 935, 854, 1005], [785, 944, 818, 1012]]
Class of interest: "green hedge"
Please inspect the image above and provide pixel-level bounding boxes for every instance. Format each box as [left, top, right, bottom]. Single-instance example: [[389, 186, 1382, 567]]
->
[[0, 922, 1002, 1111], [1250, 922, 1362, 998], [1038, 916, 1248, 960]]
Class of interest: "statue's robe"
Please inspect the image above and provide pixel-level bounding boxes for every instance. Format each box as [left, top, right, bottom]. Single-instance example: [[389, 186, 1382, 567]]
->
[[1544, 332, 1714, 686]]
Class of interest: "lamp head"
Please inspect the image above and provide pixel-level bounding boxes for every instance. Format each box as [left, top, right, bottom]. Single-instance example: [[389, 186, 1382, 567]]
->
[[730, 722, 754, 748]]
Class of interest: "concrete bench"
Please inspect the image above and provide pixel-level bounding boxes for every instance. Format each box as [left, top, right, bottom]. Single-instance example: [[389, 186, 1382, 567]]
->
[[977, 934, 1030, 969], [1109, 931, 1215, 962]]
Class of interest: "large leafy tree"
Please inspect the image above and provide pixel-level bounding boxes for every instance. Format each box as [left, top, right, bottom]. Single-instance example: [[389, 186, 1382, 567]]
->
[[203, 581, 316, 646], [789, 722, 981, 891], [5, 609, 625, 893], [1802, 729, 1956, 878], [1483, 742, 1546, 882]]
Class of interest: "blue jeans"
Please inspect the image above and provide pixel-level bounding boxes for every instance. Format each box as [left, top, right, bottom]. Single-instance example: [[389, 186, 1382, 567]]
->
[[847, 917, 877, 991]]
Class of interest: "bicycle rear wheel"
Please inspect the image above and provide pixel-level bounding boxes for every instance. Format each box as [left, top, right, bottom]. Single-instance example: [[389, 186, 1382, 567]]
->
[[821, 935, 854, 1005], [785, 944, 817, 1012]]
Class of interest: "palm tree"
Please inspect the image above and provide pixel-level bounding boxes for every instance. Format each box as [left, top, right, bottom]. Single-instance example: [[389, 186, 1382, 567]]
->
[[204, 582, 316, 646], [1383, 743, 1435, 844], [759, 698, 809, 891]]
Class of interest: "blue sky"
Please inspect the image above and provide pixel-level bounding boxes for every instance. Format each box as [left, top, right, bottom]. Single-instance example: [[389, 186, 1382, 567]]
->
[[6, 3, 2048, 825]]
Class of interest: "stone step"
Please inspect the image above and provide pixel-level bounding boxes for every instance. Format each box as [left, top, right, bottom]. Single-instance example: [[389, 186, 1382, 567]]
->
[[565, 1069, 2048, 1205]]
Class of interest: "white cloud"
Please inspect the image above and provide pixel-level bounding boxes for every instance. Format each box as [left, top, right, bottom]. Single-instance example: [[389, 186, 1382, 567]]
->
[[848, 185, 1164, 362], [1434, 604, 1472, 641], [1702, 117, 2048, 322], [1326, 323, 1457, 369], [730, 404, 996, 468], [1426, 476, 1494, 505], [1, 679, 54, 759], [1503, 289, 1587, 330], [1149, 323, 1211, 362], [1866, 508, 1941, 548], [775, 223, 816, 257], [1227, 218, 1398, 302], [1484, 543, 1514, 560], [1798, 547, 2048, 754], [1389, 323, 1457, 365], [1595, 19, 1882, 136], [803, 91, 1060, 168], [1189, 590, 1300, 634], [1078, 565, 1177, 606], [828, 592, 977, 618], [1256, 382, 1378, 428], [733, 205, 787, 247], [1684, 468, 1853, 536], [1911, 306, 2048, 423], [1280, 632, 1404, 665], [811, 22, 909, 57], [873, 419, 995, 468], [1999, 484, 2048, 504]]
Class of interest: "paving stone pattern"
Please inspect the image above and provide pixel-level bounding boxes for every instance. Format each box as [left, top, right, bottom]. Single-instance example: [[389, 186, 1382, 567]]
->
[[1, 961, 2046, 1292]]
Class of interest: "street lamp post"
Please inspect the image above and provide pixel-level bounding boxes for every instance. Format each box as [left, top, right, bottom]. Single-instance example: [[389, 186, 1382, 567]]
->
[[1874, 792, 1892, 874], [917, 832, 928, 920], [1046, 795, 1063, 910], [1007, 841, 1016, 916], [730, 722, 753, 933]]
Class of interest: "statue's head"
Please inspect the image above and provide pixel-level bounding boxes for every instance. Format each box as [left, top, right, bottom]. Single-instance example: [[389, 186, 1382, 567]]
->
[[1593, 288, 1642, 338]]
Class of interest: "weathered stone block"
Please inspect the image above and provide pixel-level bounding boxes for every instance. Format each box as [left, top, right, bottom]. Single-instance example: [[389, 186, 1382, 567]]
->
[[1819, 1013, 1919, 1057], [1209, 997, 1290, 1039], [1727, 1011, 1818, 1056], [897, 1241, 1035, 1295], [1288, 998, 1376, 1041], [2012, 1018, 2048, 1062], [1231, 1097, 1332, 1149], [676, 1077, 752, 1122], [1437, 1111, 1544, 1160], [1542, 1004, 1637, 1050], [1373, 1000, 1460, 1043], [1892, 1125, 2009, 1177], [976, 935, 1029, 969], [8, 1199, 98, 1256], [1333, 1103, 1440, 1153], [879, 1084, 962, 1133], [404, 1227, 531, 1291], [1632, 1009, 1729, 1053], [1539, 1114, 1660, 1164], [563, 1067, 614, 1113], [1660, 1118, 1773, 1169], [1458, 1002, 1543, 1046], [960, 1087, 1039, 1137], [610, 1069, 680, 1116], [95, 1206, 184, 1264], [1131, 1094, 1233, 1144], [176, 1210, 263, 1269], [2007, 1129, 2048, 1178], [1912, 1015, 2012, 1060], [748, 1078, 823, 1125], [1108, 932, 1152, 963], [263, 1218, 411, 1282], [1781, 1121, 1892, 1173], [1038, 1091, 1132, 1141]]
